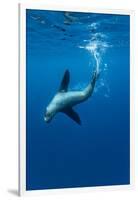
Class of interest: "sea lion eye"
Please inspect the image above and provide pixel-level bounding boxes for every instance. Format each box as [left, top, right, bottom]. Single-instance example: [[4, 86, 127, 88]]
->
[[46, 112, 50, 117]]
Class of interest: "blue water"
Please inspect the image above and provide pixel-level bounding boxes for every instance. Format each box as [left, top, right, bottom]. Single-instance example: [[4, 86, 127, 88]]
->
[[26, 9, 130, 190]]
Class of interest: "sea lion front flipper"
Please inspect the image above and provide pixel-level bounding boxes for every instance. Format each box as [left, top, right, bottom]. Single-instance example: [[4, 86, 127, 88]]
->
[[62, 107, 81, 125], [59, 70, 70, 92]]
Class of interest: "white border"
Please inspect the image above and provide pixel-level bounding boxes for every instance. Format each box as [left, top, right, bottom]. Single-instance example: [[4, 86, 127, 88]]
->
[[19, 3, 135, 196]]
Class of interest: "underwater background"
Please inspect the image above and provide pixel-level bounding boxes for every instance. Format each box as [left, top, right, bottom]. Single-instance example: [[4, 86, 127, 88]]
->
[[26, 9, 130, 190]]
